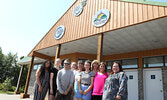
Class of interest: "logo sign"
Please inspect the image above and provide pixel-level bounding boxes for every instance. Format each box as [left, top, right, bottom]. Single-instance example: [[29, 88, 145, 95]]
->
[[73, 0, 86, 16], [55, 25, 65, 40], [92, 9, 110, 27]]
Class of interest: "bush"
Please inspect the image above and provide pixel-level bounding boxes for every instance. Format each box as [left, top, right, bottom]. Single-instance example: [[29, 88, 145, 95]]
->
[[2, 77, 12, 91], [0, 83, 3, 90], [11, 86, 16, 91], [19, 86, 25, 93]]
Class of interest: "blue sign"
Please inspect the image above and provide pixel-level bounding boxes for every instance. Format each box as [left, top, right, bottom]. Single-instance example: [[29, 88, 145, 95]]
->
[[55, 25, 65, 40], [129, 75, 133, 79], [151, 75, 156, 79]]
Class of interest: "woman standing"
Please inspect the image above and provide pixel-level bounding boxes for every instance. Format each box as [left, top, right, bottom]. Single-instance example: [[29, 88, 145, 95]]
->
[[77, 60, 95, 100], [102, 62, 128, 100], [91, 60, 99, 74], [49, 58, 61, 100], [34, 60, 51, 100], [73, 60, 84, 100], [92, 62, 108, 100]]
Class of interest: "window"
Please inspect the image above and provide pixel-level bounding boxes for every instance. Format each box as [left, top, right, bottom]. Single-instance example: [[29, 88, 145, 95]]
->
[[33, 64, 42, 70], [122, 58, 138, 68], [165, 56, 167, 67], [107, 60, 122, 72], [143, 56, 164, 67]]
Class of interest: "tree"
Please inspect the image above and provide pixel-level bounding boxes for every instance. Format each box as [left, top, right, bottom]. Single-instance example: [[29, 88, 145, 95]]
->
[[2, 52, 20, 86], [0, 46, 29, 89], [0, 47, 4, 83]]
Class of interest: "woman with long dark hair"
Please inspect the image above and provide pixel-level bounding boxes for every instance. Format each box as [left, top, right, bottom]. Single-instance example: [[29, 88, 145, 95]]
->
[[34, 60, 52, 100]]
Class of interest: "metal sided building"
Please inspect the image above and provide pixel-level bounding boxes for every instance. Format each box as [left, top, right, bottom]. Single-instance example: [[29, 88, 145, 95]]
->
[[17, 0, 167, 100]]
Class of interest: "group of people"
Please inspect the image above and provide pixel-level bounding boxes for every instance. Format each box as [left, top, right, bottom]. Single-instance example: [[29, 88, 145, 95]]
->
[[33, 58, 128, 100]]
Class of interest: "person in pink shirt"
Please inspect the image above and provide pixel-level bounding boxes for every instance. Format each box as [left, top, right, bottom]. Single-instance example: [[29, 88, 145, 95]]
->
[[92, 62, 108, 100]]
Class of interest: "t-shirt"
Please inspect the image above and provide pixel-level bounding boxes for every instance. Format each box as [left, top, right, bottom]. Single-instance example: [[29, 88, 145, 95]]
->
[[92, 72, 108, 95], [57, 68, 74, 93], [74, 71, 80, 92], [50, 67, 58, 90], [79, 71, 95, 85]]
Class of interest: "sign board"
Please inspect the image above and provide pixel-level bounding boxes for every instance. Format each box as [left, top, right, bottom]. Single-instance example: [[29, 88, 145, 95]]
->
[[92, 9, 110, 27], [74, 0, 86, 16], [55, 25, 65, 40]]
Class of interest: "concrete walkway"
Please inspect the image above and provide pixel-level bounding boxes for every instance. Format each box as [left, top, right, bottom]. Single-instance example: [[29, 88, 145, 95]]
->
[[0, 94, 33, 100]]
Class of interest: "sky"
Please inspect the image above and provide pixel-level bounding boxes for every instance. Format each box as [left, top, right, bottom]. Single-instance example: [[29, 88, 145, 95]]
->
[[0, 0, 76, 58]]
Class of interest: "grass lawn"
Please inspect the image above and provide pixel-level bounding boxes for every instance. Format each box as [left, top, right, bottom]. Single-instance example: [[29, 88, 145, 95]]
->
[[0, 90, 14, 94]]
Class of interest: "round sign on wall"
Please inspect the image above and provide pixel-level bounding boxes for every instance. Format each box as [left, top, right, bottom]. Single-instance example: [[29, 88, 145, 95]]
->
[[92, 9, 110, 27], [55, 25, 65, 40], [73, 5, 83, 17], [73, 0, 86, 17]]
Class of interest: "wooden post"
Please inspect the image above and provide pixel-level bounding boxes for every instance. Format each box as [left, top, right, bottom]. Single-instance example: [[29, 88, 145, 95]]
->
[[20, 55, 34, 98], [138, 56, 143, 68], [54, 44, 61, 66], [97, 33, 103, 62], [14, 65, 25, 94]]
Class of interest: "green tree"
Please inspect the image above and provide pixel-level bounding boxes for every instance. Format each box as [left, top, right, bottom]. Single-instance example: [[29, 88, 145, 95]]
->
[[2, 77, 12, 91], [3, 52, 20, 86], [0, 47, 4, 83], [0, 46, 29, 90]]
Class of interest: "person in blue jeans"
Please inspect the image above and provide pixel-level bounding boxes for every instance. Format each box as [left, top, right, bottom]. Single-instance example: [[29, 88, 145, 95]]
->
[[73, 60, 84, 100], [77, 60, 95, 100]]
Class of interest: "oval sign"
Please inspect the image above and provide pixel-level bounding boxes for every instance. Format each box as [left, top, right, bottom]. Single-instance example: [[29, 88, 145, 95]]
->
[[73, 5, 83, 17], [92, 9, 110, 27], [55, 25, 65, 40]]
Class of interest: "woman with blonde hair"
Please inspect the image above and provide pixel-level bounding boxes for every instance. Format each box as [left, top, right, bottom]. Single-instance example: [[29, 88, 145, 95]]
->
[[49, 58, 61, 100], [91, 60, 99, 74]]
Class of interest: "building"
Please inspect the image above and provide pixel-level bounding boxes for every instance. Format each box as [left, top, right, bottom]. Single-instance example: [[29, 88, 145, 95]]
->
[[16, 0, 167, 100]]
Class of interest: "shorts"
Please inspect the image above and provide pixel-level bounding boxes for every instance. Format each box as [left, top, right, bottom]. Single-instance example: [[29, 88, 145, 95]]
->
[[76, 84, 92, 100]]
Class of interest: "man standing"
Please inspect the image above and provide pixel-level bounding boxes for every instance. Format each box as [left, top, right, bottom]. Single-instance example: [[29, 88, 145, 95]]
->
[[56, 59, 74, 100]]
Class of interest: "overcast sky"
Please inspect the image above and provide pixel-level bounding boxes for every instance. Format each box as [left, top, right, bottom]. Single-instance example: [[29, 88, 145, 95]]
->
[[0, 0, 76, 58]]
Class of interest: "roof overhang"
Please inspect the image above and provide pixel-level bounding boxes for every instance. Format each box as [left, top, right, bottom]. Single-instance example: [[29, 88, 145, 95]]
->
[[32, 17, 167, 58]]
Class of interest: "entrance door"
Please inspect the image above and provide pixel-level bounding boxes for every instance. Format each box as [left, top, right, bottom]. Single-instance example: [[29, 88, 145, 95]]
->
[[124, 70, 138, 100], [143, 68, 164, 100]]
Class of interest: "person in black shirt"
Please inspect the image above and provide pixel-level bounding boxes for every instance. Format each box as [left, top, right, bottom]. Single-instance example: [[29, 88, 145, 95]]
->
[[49, 58, 61, 100]]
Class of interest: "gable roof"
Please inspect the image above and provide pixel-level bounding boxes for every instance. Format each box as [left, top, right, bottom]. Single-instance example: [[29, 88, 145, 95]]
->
[[28, 0, 167, 57]]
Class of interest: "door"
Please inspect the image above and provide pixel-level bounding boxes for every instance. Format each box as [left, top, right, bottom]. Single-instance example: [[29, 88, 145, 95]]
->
[[124, 70, 138, 100], [143, 68, 164, 100]]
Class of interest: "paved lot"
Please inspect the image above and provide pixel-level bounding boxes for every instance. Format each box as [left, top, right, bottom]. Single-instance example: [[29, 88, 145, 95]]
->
[[0, 94, 33, 100]]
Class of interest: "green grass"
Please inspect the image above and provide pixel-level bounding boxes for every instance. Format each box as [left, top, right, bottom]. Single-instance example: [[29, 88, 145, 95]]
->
[[0, 90, 14, 94]]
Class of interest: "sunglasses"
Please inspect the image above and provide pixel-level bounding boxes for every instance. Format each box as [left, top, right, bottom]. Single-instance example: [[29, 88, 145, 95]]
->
[[64, 63, 70, 65]]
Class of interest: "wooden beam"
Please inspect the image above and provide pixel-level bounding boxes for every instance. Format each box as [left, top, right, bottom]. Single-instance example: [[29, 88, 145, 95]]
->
[[54, 44, 61, 66], [138, 56, 143, 68], [103, 48, 167, 61], [20, 55, 34, 98], [14, 65, 25, 94], [33, 51, 52, 60], [97, 33, 103, 62]]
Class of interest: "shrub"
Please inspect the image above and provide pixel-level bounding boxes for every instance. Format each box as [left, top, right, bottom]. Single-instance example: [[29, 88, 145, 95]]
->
[[19, 86, 25, 93], [0, 83, 3, 90], [2, 77, 12, 91]]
